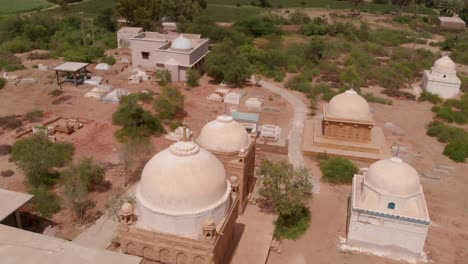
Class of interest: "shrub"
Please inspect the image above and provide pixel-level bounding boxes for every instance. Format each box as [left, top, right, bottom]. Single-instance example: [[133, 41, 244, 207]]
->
[[258, 160, 312, 239], [24, 110, 44, 122], [155, 69, 172, 86], [363, 93, 393, 105], [274, 206, 311, 240], [61, 158, 104, 191], [0, 51, 25, 71], [431, 94, 468, 124], [369, 28, 410, 47], [100, 56, 116, 65], [319, 157, 359, 184], [426, 121, 467, 143], [153, 86, 185, 120], [443, 140, 467, 163], [186, 69, 201, 88], [235, 16, 281, 37], [30, 185, 61, 218], [112, 100, 164, 142], [12, 135, 74, 187], [418, 91, 442, 104], [0, 78, 6, 89]]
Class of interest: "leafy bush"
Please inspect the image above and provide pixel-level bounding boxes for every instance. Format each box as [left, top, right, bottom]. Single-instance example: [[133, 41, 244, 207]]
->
[[153, 86, 185, 120], [319, 157, 359, 184], [186, 69, 201, 88], [426, 121, 467, 143], [235, 16, 282, 37], [61, 158, 104, 191], [155, 69, 172, 86], [30, 185, 61, 218], [24, 110, 44, 122], [258, 160, 312, 240], [363, 92, 393, 105], [368, 28, 410, 47], [100, 55, 116, 65], [431, 94, 468, 124], [205, 39, 252, 86], [274, 205, 311, 240], [285, 73, 312, 93], [0, 78, 6, 89], [443, 140, 467, 163], [112, 100, 163, 142], [418, 91, 442, 104], [0, 51, 24, 71], [12, 135, 74, 187]]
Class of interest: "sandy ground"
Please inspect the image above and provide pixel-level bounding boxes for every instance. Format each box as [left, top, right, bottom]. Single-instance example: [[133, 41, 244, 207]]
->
[[268, 87, 468, 264], [0, 51, 293, 239]]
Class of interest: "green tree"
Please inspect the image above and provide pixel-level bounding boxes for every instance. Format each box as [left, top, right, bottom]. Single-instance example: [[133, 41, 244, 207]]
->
[[438, 0, 465, 16], [443, 140, 467, 162], [116, 0, 206, 30], [153, 86, 185, 120], [61, 158, 104, 191], [205, 39, 252, 86], [12, 135, 74, 187], [112, 99, 164, 142], [304, 38, 325, 64], [155, 69, 172, 86], [96, 8, 117, 32], [258, 160, 312, 239], [63, 173, 89, 224], [30, 185, 61, 218], [319, 156, 359, 184], [186, 69, 201, 88]]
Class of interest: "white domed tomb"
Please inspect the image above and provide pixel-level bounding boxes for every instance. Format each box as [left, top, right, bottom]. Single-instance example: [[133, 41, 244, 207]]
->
[[303, 89, 391, 161], [346, 157, 430, 259], [323, 89, 374, 143], [422, 55, 461, 99], [196, 115, 257, 215], [118, 137, 240, 264], [170, 35, 193, 50]]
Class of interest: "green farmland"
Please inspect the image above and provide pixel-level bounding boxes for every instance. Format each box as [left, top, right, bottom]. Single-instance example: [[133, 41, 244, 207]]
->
[[0, 0, 54, 15]]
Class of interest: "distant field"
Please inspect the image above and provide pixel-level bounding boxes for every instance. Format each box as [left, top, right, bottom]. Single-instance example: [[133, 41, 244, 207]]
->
[[204, 5, 264, 22], [0, 0, 54, 15], [206, 0, 436, 15], [40, 0, 116, 17]]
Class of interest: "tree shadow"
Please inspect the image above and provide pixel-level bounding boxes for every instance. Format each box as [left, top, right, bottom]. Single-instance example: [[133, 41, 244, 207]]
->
[[91, 180, 112, 193]]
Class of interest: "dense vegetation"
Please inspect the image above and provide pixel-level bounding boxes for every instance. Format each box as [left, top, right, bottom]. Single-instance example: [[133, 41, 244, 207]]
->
[[258, 160, 312, 239], [426, 121, 467, 162], [319, 156, 359, 184]]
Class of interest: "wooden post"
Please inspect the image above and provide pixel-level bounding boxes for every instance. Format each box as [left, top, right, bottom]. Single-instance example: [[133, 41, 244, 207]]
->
[[55, 70, 60, 87], [74, 71, 77, 87], [15, 211, 22, 229]]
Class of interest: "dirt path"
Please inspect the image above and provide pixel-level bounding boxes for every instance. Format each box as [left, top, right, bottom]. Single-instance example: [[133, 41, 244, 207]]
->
[[257, 78, 320, 193]]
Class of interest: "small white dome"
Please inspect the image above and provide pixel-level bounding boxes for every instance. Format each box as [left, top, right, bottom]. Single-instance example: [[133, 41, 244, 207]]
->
[[171, 35, 193, 50], [327, 89, 371, 121], [432, 55, 456, 75], [120, 202, 134, 215], [365, 157, 421, 197], [197, 115, 250, 153], [138, 141, 227, 214]]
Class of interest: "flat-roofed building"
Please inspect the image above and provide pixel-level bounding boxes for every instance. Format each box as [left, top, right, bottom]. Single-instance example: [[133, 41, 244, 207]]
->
[[125, 30, 209, 82]]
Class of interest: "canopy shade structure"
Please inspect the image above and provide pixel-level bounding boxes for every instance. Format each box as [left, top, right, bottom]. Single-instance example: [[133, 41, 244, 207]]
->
[[0, 189, 32, 228], [54, 62, 90, 87]]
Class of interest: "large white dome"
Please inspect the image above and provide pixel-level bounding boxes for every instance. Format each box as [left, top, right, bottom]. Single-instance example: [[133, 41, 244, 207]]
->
[[327, 89, 371, 121], [136, 140, 231, 236], [197, 115, 250, 153], [365, 157, 421, 197], [432, 55, 456, 75], [171, 35, 193, 50]]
